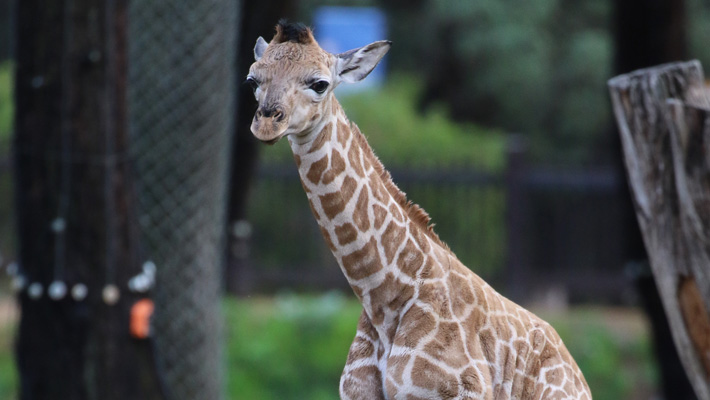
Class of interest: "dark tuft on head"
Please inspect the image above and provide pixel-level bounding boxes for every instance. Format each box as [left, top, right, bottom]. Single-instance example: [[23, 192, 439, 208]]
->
[[273, 19, 314, 44]]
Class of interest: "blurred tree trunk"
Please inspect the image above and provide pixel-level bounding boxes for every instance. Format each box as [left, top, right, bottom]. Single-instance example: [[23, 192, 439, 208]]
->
[[13, 1, 162, 399], [613, 2, 696, 397], [225, 0, 296, 295], [609, 60, 710, 400]]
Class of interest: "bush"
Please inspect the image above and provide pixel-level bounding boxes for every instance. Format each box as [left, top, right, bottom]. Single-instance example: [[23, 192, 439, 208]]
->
[[0, 297, 662, 400], [224, 292, 361, 400]]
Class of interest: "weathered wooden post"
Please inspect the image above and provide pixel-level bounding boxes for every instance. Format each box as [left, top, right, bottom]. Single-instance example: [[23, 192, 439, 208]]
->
[[609, 60, 710, 399]]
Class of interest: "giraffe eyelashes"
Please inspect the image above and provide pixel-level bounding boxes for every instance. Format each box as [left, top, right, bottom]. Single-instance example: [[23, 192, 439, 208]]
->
[[245, 77, 260, 91], [308, 80, 330, 94]]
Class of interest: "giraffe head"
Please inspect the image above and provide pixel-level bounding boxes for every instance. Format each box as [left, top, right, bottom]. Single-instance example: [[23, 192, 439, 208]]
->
[[247, 21, 391, 144]]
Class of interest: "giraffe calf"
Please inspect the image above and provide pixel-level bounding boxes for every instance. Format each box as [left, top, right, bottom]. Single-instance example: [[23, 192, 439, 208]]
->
[[247, 20, 592, 400]]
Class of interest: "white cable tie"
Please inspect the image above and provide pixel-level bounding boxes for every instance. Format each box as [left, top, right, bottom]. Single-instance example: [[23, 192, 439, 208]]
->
[[12, 275, 27, 292], [102, 284, 120, 305], [72, 283, 88, 301], [28, 282, 43, 300], [6, 261, 18, 277], [51, 217, 67, 233], [48, 281, 67, 300]]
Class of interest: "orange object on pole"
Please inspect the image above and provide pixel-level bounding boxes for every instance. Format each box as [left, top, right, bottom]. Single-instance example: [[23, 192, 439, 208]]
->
[[130, 299, 154, 339]]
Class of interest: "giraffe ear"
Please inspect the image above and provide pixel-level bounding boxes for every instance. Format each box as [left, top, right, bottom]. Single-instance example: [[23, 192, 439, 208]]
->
[[254, 36, 268, 61], [335, 40, 391, 84]]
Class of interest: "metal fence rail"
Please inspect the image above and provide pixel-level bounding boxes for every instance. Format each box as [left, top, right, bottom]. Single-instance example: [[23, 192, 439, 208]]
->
[[242, 159, 631, 304]]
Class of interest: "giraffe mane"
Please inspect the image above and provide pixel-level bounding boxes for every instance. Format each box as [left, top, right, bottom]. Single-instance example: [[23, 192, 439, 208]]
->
[[272, 20, 315, 45], [350, 123, 451, 252]]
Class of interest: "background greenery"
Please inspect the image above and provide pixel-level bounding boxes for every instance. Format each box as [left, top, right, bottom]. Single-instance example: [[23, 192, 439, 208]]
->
[[0, 294, 656, 400], [0, 61, 14, 262], [261, 74, 505, 170], [5, 0, 710, 396]]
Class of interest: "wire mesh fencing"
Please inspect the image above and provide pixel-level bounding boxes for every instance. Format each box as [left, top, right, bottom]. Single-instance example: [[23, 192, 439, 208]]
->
[[128, 1, 238, 399]]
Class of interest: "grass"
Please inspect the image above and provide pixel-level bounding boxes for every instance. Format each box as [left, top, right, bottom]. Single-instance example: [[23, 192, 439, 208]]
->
[[0, 295, 659, 399]]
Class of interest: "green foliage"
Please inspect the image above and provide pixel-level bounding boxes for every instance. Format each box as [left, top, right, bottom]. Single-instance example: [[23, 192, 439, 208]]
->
[[0, 323, 17, 400], [379, 0, 615, 165], [544, 308, 657, 399], [259, 74, 505, 170], [0, 298, 663, 400], [688, 0, 710, 69], [224, 298, 657, 400], [0, 61, 13, 260], [0, 61, 12, 147], [224, 293, 361, 400]]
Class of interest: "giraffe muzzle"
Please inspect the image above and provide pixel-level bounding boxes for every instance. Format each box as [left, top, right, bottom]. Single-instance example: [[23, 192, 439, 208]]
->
[[251, 106, 288, 144]]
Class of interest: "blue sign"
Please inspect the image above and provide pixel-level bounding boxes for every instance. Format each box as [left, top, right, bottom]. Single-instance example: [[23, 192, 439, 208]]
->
[[313, 6, 388, 92]]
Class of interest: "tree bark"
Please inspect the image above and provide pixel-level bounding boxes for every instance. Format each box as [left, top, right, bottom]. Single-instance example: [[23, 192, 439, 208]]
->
[[13, 1, 162, 399], [611, 1, 697, 397], [609, 60, 710, 400]]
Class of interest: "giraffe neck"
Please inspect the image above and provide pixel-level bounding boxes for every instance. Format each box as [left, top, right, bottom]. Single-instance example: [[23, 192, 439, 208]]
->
[[288, 99, 450, 345]]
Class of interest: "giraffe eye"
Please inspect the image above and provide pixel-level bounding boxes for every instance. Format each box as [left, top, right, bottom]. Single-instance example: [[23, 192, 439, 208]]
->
[[245, 77, 259, 91], [309, 80, 329, 94]]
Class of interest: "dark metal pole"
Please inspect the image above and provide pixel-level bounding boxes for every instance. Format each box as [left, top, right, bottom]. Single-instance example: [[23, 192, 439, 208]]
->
[[13, 1, 162, 398]]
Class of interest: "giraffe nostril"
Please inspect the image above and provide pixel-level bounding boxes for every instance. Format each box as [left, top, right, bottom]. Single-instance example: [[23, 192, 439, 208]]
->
[[257, 106, 285, 121]]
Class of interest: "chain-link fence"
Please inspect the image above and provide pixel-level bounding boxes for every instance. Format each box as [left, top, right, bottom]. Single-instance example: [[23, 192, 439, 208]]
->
[[128, 1, 238, 398]]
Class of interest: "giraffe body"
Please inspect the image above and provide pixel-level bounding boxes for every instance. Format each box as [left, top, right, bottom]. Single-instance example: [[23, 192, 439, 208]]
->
[[248, 21, 592, 400]]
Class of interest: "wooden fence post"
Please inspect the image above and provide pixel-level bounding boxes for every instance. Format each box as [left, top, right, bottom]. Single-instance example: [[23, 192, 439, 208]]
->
[[609, 60, 710, 399]]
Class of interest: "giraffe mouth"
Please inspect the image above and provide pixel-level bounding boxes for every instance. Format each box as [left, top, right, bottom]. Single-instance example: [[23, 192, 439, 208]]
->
[[263, 136, 282, 145], [251, 116, 289, 144]]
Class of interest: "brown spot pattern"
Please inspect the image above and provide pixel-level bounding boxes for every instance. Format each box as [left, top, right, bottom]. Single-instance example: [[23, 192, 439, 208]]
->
[[424, 321, 468, 369], [319, 176, 357, 219], [337, 120, 349, 148], [373, 204, 388, 230], [386, 355, 410, 385], [381, 222, 406, 265], [419, 282, 452, 319], [348, 142, 365, 177], [394, 305, 436, 349], [370, 174, 390, 203], [411, 357, 458, 398], [306, 155, 328, 184], [322, 151, 346, 185], [461, 367, 484, 394], [334, 223, 358, 245], [396, 239, 424, 278], [308, 122, 331, 153], [341, 366, 383, 399], [389, 203, 404, 222], [448, 273, 475, 317], [341, 237, 383, 280], [353, 186, 371, 231], [319, 226, 335, 251]]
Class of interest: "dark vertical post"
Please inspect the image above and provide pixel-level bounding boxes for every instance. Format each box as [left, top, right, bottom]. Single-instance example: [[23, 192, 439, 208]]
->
[[226, 0, 297, 295], [504, 134, 528, 302], [13, 1, 162, 399]]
